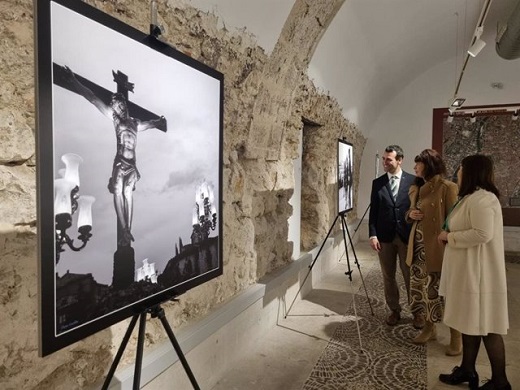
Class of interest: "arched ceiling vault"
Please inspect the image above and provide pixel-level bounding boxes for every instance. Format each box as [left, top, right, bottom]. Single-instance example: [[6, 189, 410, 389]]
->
[[187, 0, 519, 134]]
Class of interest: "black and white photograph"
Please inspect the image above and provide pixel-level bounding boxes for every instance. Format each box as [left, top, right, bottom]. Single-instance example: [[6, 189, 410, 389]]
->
[[36, 0, 223, 356], [337, 139, 354, 214]]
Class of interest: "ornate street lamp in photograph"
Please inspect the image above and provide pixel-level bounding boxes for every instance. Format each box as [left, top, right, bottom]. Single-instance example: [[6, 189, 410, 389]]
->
[[191, 181, 217, 243], [54, 153, 95, 263]]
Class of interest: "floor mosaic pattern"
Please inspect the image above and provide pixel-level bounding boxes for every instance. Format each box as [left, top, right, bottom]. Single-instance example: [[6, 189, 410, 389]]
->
[[302, 270, 427, 390]]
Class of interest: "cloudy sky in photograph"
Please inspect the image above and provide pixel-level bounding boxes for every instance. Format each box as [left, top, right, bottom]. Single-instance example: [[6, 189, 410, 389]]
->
[[50, 2, 221, 286]]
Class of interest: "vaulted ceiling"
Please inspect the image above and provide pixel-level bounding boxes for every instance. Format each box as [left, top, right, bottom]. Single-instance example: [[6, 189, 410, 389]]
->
[[187, 0, 519, 134]]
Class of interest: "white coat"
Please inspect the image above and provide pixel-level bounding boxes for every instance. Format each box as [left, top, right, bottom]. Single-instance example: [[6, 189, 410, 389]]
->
[[439, 189, 509, 335]]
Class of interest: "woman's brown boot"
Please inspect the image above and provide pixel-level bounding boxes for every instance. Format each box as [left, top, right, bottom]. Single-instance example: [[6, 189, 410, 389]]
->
[[445, 327, 462, 356], [412, 321, 437, 344]]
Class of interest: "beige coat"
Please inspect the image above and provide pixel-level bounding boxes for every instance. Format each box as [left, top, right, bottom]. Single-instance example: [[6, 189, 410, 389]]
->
[[439, 189, 508, 335], [405, 175, 458, 272]]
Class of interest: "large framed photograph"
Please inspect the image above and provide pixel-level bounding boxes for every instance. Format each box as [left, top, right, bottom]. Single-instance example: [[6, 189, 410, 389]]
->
[[36, 0, 223, 356], [337, 139, 354, 215]]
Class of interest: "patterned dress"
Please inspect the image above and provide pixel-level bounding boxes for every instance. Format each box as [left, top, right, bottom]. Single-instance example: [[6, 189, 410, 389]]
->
[[409, 197, 444, 323]]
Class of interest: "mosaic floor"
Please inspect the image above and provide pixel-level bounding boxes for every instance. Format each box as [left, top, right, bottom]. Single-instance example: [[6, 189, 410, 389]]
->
[[210, 243, 520, 390], [302, 270, 427, 390]]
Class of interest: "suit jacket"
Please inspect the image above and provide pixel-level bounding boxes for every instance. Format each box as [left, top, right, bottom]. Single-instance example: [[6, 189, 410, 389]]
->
[[368, 171, 415, 243]]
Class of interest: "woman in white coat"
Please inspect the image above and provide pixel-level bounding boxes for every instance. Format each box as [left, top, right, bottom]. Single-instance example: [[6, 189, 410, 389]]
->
[[437, 155, 510, 390]]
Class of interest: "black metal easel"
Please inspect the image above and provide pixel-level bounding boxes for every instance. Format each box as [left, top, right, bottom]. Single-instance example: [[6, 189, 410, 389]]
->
[[102, 304, 200, 390], [284, 212, 374, 347], [353, 203, 370, 236]]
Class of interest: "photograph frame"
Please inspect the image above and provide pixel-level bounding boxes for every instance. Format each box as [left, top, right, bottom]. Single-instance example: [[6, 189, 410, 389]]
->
[[337, 138, 354, 215], [36, 0, 224, 356]]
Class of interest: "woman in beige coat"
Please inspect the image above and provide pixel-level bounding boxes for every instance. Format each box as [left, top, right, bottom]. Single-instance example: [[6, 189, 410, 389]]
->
[[405, 149, 459, 352], [438, 155, 510, 390]]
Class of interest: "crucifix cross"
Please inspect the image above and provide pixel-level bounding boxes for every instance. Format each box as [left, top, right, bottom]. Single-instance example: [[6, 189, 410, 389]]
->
[[53, 63, 166, 127], [53, 62, 168, 288], [112, 70, 134, 100]]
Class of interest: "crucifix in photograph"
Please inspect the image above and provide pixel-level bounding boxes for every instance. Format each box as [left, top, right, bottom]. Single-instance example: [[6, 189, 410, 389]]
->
[[54, 63, 168, 288]]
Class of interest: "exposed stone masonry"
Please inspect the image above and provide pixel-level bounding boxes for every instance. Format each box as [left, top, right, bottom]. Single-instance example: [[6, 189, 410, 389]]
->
[[0, 0, 365, 387]]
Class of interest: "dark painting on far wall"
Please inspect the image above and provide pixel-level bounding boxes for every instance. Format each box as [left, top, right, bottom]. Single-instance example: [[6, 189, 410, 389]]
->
[[432, 104, 520, 226], [36, 0, 223, 356], [337, 139, 354, 215]]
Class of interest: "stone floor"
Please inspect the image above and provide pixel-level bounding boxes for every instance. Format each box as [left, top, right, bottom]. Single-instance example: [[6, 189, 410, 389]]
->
[[210, 241, 520, 390]]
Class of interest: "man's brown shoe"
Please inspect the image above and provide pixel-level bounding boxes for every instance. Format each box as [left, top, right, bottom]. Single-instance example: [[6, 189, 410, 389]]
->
[[412, 313, 426, 329], [386, 311, 401, 326]]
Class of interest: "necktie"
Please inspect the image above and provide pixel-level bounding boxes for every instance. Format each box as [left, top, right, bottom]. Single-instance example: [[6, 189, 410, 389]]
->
[[390, 176, 398, 200]]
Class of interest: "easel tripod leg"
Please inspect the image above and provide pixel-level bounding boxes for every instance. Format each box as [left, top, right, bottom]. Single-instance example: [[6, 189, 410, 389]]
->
[[102, 305, 200, 390], [156, 308, 201, 390], [343, 215, 374, 316], [353, 204, 370, 235], [133, 312, 148, 389], [285, 214, 340, 317], [340, 215, 362, 349], [102, 314, 140, 390]]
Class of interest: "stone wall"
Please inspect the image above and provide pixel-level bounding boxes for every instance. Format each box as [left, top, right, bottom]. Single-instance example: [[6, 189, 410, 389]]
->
[[0, 0, 365, 388]]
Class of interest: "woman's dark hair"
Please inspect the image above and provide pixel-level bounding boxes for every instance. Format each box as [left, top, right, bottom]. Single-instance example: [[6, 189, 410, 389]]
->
[[458, 154, 500, 198], [413, 149, 446, 185]]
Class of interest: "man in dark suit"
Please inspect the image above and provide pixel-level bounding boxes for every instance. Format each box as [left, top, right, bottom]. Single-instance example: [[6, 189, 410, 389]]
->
[[369, 145, 420, 328]]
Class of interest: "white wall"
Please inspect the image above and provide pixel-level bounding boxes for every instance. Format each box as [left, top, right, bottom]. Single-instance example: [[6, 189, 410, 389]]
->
[[357, 51, 520, 219], [288, 128, 303, 259]]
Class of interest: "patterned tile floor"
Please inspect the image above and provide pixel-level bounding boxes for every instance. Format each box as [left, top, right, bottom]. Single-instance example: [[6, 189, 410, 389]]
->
[[303, 269, 427, 390], [210, 241, 520, 390]]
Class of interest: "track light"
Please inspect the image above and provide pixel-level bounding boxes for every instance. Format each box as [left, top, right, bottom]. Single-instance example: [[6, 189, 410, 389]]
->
[[468, 26, 486, 57], [450, 97, 466, 109], [468, 38, 486, 57], [470, 114, 476, 123], [513, 111, 519, 121], [447, 114, 454, 123]]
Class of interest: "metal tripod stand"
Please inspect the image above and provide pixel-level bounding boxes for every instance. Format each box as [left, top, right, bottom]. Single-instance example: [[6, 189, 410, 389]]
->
[[284, 212, 374, 348], [102, 303, 200, 390]]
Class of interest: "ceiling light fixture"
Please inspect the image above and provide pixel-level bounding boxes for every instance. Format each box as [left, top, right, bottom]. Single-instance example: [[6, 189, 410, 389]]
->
[[470, 114, 477, 123], [447, 114, 454, 123], [450, 97, 466, 108], [450, 0, 493, 103], [468, 27, 486, 57], [468, 38, 486, 57], [513, 111, 519, 121], [449, 97, 466, 113]]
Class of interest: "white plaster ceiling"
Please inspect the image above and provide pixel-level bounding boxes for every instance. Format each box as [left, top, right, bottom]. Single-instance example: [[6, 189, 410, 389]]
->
[[186, 0, 519, 134]]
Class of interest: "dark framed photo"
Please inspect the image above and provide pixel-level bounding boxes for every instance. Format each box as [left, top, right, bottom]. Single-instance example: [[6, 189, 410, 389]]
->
[[36, 0, 223, 356], [337, 139, 354, 215], [432, 104, 520, 226]]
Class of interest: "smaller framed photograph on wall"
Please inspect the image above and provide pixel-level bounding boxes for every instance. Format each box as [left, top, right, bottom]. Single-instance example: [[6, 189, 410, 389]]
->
[[337, 139, 354, 215]]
